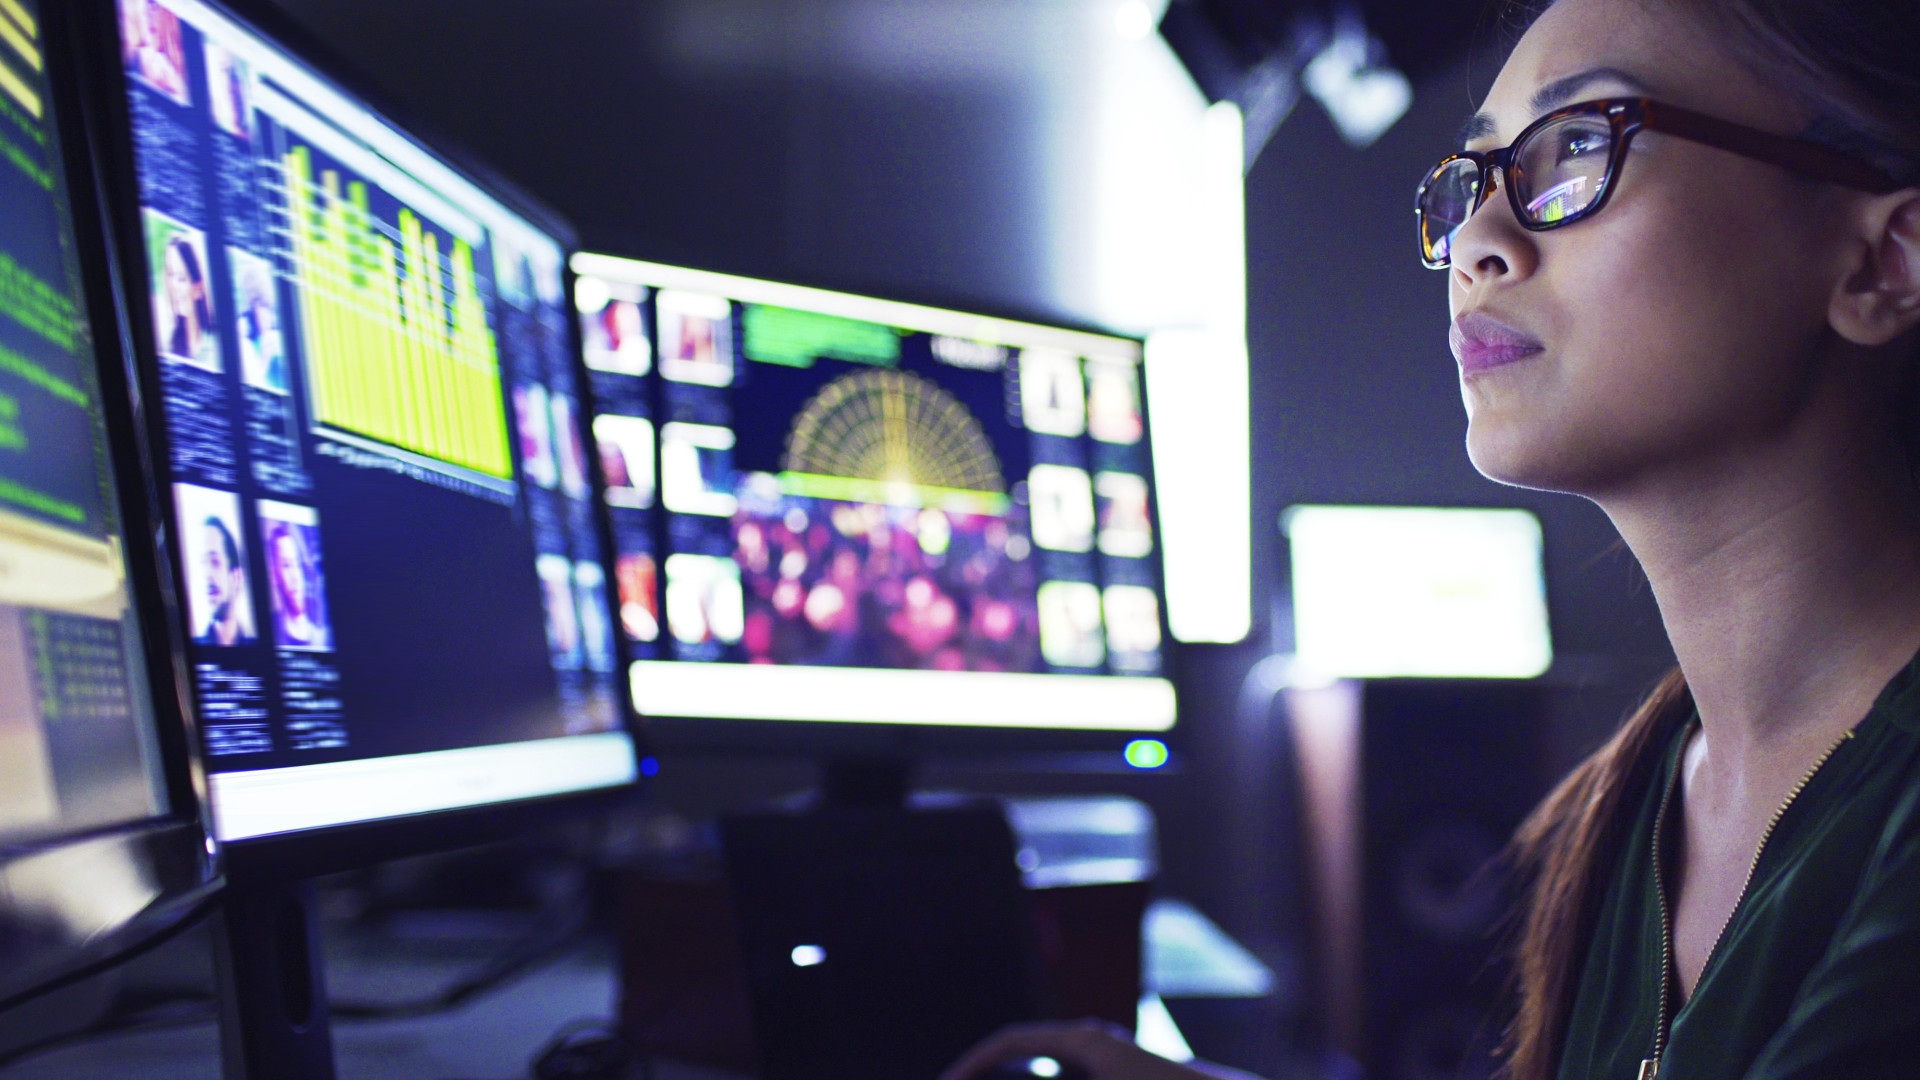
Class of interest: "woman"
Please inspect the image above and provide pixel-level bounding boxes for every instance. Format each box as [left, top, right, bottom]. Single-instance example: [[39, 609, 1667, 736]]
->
[[235, 259, 286, 392], [946, 0, 1920, 1077], [266, 523, 327, 651], [161, 235, 215, 367]]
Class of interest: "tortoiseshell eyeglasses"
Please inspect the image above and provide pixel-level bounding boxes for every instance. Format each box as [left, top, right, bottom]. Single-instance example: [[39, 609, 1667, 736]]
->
[[1416, 97, 1903, 269]]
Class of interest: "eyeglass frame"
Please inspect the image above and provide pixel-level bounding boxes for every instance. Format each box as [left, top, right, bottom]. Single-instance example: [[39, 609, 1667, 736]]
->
[[1416, 96, 1905, 270]]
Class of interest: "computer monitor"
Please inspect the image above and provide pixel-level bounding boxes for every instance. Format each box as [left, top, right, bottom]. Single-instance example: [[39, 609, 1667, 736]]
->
[[1282, 504, 1553, 680], [86, 0, 638, 854], [0, 0, 215, 1010], [571, 254, 1176, 754]]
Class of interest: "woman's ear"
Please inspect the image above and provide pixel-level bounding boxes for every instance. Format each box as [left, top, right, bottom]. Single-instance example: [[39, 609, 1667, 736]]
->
[[1832, 193, 1920, 346]]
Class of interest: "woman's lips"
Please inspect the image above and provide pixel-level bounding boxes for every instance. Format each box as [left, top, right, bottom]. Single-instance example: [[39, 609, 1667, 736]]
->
[[1450, 312, 1545, 375]]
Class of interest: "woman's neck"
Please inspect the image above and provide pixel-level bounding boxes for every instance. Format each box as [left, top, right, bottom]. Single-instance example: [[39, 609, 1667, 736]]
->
[[1602, 411, 1920, 768]]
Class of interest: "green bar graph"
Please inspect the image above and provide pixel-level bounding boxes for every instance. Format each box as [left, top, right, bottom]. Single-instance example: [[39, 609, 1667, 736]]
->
[[282, 144, 511, 478]]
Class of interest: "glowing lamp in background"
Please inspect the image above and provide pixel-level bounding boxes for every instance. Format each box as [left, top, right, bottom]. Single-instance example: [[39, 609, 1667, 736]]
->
[[1283, 505, 1553, 680]]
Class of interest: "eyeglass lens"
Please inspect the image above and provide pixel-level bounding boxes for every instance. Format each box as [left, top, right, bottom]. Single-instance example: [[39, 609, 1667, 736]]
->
[[1420, 111, 1616, 265], [1513, 112, 1612, 223], [1420, 158, 1482, 265]]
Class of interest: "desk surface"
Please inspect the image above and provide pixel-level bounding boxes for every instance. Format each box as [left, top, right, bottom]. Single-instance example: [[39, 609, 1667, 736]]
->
[[2, 897, 1258, 1079], [1, 939, 745, 1080]]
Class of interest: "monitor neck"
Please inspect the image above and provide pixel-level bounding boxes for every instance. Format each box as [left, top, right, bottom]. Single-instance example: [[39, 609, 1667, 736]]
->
[[213, 877, 336, 1080], [820, 756, 915, 809]]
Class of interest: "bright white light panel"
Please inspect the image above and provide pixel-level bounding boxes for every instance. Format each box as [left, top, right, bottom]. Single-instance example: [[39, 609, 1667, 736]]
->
[[1284, 505, 1552, 679]]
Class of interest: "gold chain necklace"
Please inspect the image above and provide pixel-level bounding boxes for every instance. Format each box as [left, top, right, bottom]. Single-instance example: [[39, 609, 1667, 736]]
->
[[1639, 720, 1855, 1080]]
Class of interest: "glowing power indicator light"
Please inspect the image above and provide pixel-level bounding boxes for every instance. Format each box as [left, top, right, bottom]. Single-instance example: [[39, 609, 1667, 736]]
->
[[1124, 739, 1169, 769], [790, 945, 827, 967]]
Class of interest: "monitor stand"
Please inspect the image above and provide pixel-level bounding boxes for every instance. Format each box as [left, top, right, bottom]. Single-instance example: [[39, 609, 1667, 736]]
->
[[212, 877, 337, 1080]]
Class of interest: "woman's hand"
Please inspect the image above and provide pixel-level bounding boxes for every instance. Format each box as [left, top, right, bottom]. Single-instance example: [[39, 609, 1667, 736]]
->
[[938, 1020, 1264, 1080]]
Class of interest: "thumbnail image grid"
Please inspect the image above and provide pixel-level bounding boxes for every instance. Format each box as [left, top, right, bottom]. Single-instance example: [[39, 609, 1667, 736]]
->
[[609, 282, 1167, 679]]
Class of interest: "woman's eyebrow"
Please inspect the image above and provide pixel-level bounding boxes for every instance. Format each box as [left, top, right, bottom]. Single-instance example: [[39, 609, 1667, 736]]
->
[[1456, 66, 1656, 145], [1458, 113, 1498, 143]]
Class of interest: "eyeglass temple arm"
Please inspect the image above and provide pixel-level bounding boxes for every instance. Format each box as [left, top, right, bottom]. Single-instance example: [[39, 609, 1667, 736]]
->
[[1642, 100, 1904, 194]]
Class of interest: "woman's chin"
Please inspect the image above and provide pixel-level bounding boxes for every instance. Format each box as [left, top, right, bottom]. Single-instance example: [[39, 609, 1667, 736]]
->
[[1464, 423, 1599, 494]]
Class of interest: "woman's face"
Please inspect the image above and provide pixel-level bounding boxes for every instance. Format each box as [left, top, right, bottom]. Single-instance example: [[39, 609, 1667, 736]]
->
[[274, 534, 306, 615], [164, 244, 199, 324], [1448, 0, 1862, 496]]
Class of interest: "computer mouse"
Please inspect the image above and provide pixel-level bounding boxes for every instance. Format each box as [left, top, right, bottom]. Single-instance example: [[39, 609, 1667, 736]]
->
[[973, 1056, 1091, 1080]]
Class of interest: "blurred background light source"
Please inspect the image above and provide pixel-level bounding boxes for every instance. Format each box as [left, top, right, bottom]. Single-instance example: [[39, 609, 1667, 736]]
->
[[1146, 331, 1251, 645], [1070, 4, 1251, 645], [1299, 15, 1412, 147], [1283, 506, 1554, 679], [1157, 0, 1413, 162], [1146, 101, 1250, 645], [1115, 0, 1156, 39]]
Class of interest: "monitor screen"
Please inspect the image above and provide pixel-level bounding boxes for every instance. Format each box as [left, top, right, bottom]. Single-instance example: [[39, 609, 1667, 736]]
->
[[1283, 505, 1553, 680], [0, 0, 168, 846], [113, 0, 635, 842], [571, 254, 1175, 731]]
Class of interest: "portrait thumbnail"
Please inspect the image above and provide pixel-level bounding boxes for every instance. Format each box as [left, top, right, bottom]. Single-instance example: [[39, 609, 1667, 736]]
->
[[120, 0, 189, 106], [146, 211, 221, 373], [595, 414, 655, 509], [513, 382, 558, 489], [577, 277, 651, 376], [204, 40, 253, 139], [1095, 471, 1154, 558], [659, 422, 737, 517], [1086, 359, 1144, 445], [536, 553, 583, 669], [551, 393, 592, 500], [175, 483, 255, 648], [229, 247, 286, 394], [1102, 584, 1163, 660], [574, 560, 616, 675], [493, 240, 564, 314], [1036, 580, 1105, 669], [1027, 464, 1095, 553], [664, 553, 743, 647], [656, 290, 734, 387], [1019, 347, 1086, 437], [615, 551, 660, 643], [257, 500, 332, 652]]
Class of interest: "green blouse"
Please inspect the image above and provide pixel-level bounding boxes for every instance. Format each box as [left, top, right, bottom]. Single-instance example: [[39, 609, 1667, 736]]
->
[[1556, 655, 1920, 1079]]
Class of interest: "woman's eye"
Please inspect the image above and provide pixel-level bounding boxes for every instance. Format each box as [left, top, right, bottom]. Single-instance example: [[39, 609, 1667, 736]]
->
[[1557, 132, 1607, 162]]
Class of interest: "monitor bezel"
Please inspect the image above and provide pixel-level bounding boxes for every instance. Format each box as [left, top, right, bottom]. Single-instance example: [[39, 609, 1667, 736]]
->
[[60, 0, 646, 876], [0, 0, 222, 1014], [568, 255, 1183, 762]]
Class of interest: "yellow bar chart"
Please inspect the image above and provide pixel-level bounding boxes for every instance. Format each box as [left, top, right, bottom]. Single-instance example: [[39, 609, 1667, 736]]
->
[[282, 144, 510, 478]]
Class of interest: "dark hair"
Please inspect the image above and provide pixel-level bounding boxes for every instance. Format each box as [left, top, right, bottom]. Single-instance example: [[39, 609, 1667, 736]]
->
[[204, 515, 239, 572], [166, 235, 211, 334], [1497, 3, 1920, 1079], [266, 521, 311, 607]]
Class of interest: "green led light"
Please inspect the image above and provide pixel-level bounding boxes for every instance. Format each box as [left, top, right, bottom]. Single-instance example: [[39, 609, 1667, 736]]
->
[[1124, 739, 1168, 769]]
